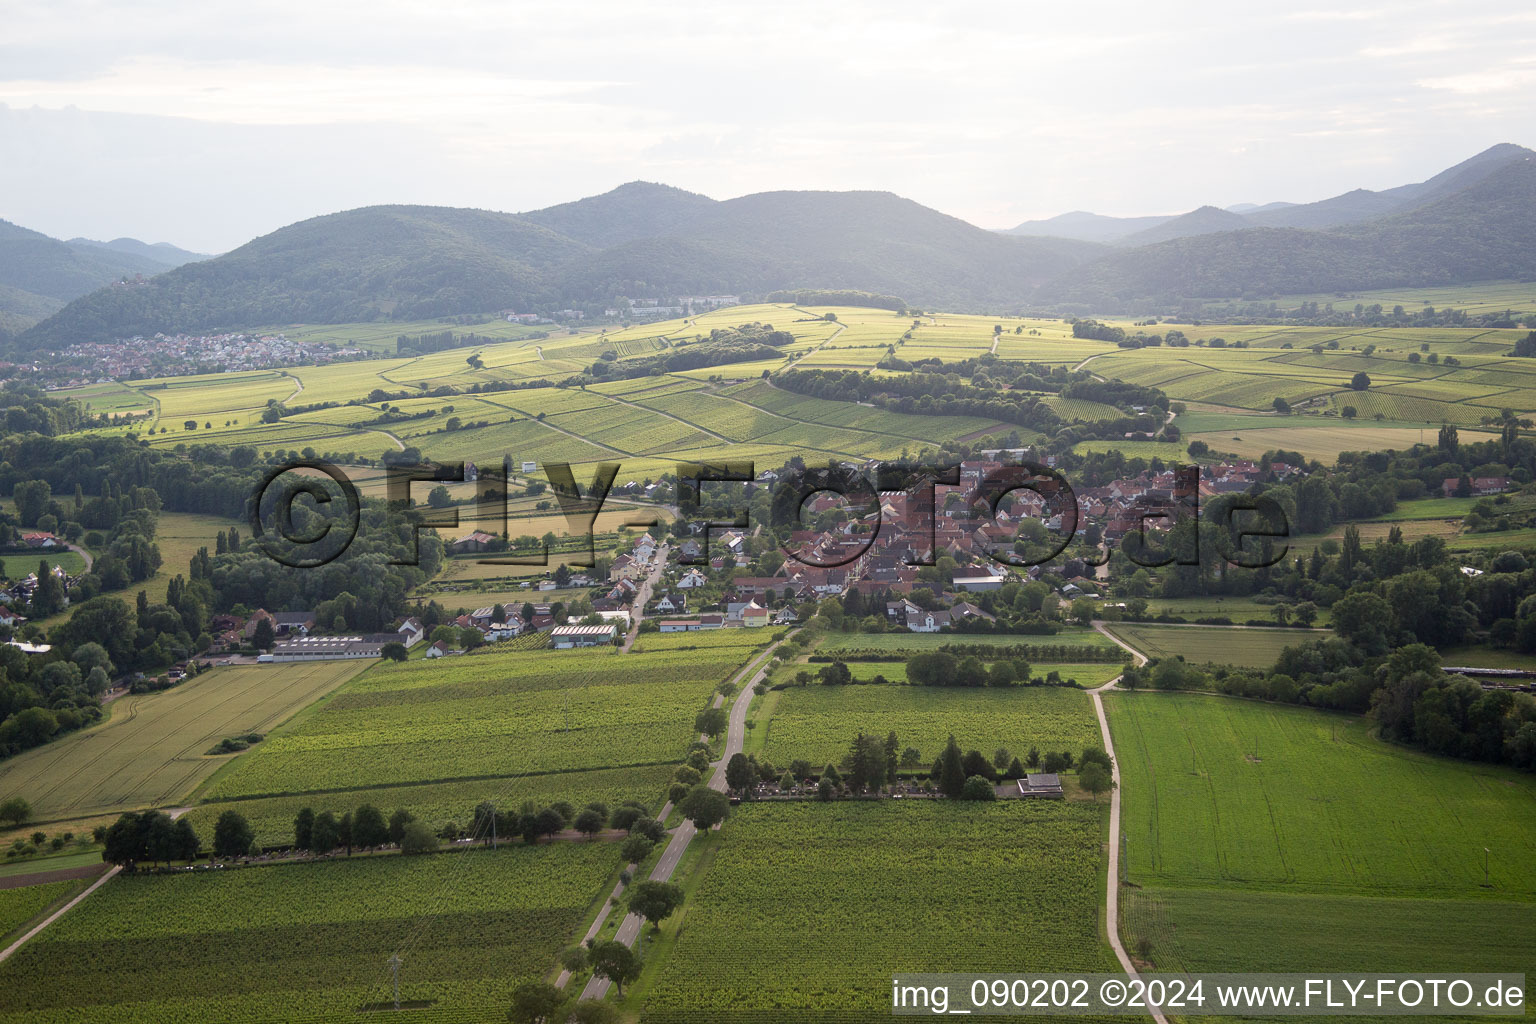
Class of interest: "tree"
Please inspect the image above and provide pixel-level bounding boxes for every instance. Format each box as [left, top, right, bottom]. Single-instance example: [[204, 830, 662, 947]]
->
[[310, 811, 340, 854], [938, 735, 966, 798], [400, 820, 440, 854], [694, 706, 727, 738], [212, 810, 253, 859], [1341, 405, 1358, 419], [294, 808, 314, 850], [589, 940, 641, 996], [620, 834, 654, 863], [354, 804, 390, 848], [0, 797, 30, 827], [992, 748, 1013, 772], [724, 753, 756, 797], [388, 808, 415, 845], [1272, 396, 1291, 414], [564, 1000, 619, 1024], [252, 618, 276, 651], [960, 775, 997, 801], [1079, 762, 1114, 800], [507, 980, 564, 1024], [678, 786, 730, 830], [1350, 372, 1371, 391], [627, 879, 683, 933], [573, 808, 606, 839], [381, 642, 408, 662]]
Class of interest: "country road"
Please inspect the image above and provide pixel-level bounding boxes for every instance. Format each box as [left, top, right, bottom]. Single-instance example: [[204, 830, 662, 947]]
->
[[576, 633, 787, 1000], [0, 806, 191, 966], [619, 543, 669, 653], [1088, 623, 1168, 1024]]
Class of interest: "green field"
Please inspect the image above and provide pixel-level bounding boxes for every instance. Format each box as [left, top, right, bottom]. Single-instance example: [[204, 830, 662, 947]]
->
[[0, 842, 620, 1023], [815, 627, 1115, 652], [1107, 692, 1536, 1020], [1103, 622, 1319, 667], [0, 550, 83, 578], [0, 879, 86, 945], [757, 669, 1112, 769], [638, 801, 1119, 1023], [203, 646, 742, 799], [0, 660, 367, 822]]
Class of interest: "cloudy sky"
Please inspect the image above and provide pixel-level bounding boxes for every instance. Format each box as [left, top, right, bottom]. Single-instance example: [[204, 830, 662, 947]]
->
[[3, 0, 1534, 252]]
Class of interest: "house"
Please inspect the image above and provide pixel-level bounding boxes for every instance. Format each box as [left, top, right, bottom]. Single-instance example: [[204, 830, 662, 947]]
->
[[741, 603, 769, 628], [21, 532, 57, 549], [1017, 773, 1064, 798], [677, 568, 708, 589], [659, 619, 702, 633], [907, 609, 951, 633], [272, 611, 316, 636], [550, 623, 617, 648], [425, 641, 450, 658], [948, 601, 995, 624], [652, 593, 685, 614], [1440, 476, 1514, 497], [451, 530, 498, 554], [697, 614, 724, 629]]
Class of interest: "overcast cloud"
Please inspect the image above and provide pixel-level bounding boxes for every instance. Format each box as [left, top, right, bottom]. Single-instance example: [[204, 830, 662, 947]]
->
[[2, 0, 1534, 252]]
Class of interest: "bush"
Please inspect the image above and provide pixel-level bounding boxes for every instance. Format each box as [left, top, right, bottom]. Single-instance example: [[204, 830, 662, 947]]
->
[[960, 776, 997, 801], [399, 821, 439, 855]]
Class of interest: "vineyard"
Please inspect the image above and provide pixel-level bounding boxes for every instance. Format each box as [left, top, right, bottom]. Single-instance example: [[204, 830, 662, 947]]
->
[[1103, 623, 1314, 667], [0, 843, 619, 1024], [204, 646, 740, 799], [757, 670, 1109, 769], [1106, 692, 1536, 896], [639, 801, 1119, 1023], [816, 628, 1115, 653], [0, 879, 85, 944], [186, 763, 675, 848]]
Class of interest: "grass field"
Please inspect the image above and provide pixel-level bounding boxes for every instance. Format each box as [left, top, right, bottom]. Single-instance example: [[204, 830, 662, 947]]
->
[[1107, 693, 1536, 896], [1103, 622, 1319, 667], [756, 669, 1113, 769], [0, 842, 620, 1024], [0, 660, 367, 822], [815, 627, 1115, 652], [1108, 692, 1536, 1021], [0, 550, 83, 578], [638, 801, 1119, 1023]]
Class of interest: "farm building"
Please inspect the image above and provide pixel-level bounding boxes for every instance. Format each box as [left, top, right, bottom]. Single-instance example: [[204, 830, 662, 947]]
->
[[268, 636, 385, 661], [1017, 773, 1064, 798], [550, 623, 617, 648]]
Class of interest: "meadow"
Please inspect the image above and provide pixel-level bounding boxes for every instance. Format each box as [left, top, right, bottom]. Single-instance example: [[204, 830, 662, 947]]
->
[[203, 646, 742, 799], [755, 668, 1113, 769], [1102, 622, 1317, 667], [638, 801, 1119, 1023], [815, 627, 1115, 652], [0, 842, 620, 1024], [0, 660, 367, 823], [1106, 693, 1536, 895]]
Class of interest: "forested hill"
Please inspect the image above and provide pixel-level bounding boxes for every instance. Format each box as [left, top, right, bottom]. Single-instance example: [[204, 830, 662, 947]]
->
[[1044, 156, 1536, 306], [0, 220, 189, 334], [17, 188, 1106, 347]]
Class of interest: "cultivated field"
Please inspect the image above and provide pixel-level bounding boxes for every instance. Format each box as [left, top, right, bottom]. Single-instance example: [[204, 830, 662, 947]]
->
[[755, 669, 1112, 769], [638, 801, 1119, 1023], [0, 660, 367, 822], [0, 842, 620, 1023], [1103, 622, 1318, 667]]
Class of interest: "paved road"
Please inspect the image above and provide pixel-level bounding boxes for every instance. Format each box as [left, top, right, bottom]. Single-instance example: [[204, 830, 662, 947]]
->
[[576, 635, 787, 1000], [620, 544, 669, 653], [1088, 624, 1168, 1024], [0, 806, 191, 966]]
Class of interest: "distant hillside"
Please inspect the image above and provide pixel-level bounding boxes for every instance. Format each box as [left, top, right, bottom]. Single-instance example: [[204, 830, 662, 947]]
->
[[0, 219, 180, 332], [519, 181, 717, 247], [22, 188, 1107, 347], [1041, 156, 1536, 306], [999, 210, 1174, 243], [66, 236, 209, 268], [20, 206, 590, 346], [1115, 206, 1250, 247]]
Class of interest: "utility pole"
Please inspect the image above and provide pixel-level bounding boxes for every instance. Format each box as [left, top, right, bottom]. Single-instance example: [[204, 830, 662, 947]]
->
[[1484, 847, 1491, 887], [388, 954, 401, 1011], [490, 804, 496, 851]]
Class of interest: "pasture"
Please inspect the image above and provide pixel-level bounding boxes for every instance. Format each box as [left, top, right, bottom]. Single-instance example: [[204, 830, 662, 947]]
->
[[1103, 622, 1317, 667], [0, 842, 620, 1024], [1106, 693, 1536, 895], [0, 660, 367, 822], [638, 801, 1118, 1022]]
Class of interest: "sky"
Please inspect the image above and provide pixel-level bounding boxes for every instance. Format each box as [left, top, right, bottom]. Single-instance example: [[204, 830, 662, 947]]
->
[[3, 0, 1535, 253]]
